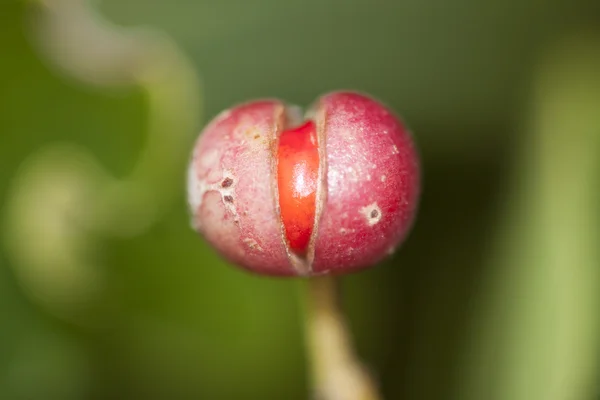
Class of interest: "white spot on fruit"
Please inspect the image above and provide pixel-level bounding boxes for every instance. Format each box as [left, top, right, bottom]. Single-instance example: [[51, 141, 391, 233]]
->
[[200, 149, 220, 169], [360, 202, 382, 226], [243, 238, 263, 252], [187, 168, 240, 230], [380, 175, 386, 182], [342, 130, 355, 139], [346, 166, 359, 182], [187, 162, 202, 213], [392, 145, 399, 155]]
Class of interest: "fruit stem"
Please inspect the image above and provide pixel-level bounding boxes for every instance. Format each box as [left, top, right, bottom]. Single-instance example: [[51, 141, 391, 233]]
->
[[302, 275, 382, 400]]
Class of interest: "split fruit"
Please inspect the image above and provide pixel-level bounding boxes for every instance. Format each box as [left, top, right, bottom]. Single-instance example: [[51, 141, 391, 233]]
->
[[187, 91, 420, 276]]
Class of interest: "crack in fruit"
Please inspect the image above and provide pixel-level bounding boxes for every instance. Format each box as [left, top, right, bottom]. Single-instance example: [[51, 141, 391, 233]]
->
[[277, 120, 319, 255]]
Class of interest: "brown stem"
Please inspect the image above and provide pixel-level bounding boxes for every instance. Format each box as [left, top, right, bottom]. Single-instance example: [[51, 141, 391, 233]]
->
[[303, 275, 382, 400]]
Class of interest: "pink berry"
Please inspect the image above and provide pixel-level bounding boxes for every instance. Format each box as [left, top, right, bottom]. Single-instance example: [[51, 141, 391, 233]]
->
[[187, 91, 420, 276]]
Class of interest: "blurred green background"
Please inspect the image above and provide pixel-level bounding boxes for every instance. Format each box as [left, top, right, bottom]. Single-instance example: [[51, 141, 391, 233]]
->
[[1, 0, 600, 399]]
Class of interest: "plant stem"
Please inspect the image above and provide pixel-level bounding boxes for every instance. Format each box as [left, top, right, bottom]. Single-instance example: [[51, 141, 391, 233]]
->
[[303, 275, 382, 400]]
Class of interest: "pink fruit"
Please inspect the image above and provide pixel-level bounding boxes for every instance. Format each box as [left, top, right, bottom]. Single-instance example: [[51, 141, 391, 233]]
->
[[187, 91, 420, 276]]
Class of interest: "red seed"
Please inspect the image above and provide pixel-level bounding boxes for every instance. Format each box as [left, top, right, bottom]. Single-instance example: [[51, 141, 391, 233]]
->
[[277, 121, 319, 255]]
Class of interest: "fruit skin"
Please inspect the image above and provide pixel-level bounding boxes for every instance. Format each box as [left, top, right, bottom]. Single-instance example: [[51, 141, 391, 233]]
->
[[311, 92, 420, 274], [187, 91, 420, 276], [187, 100, 293, 275]]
